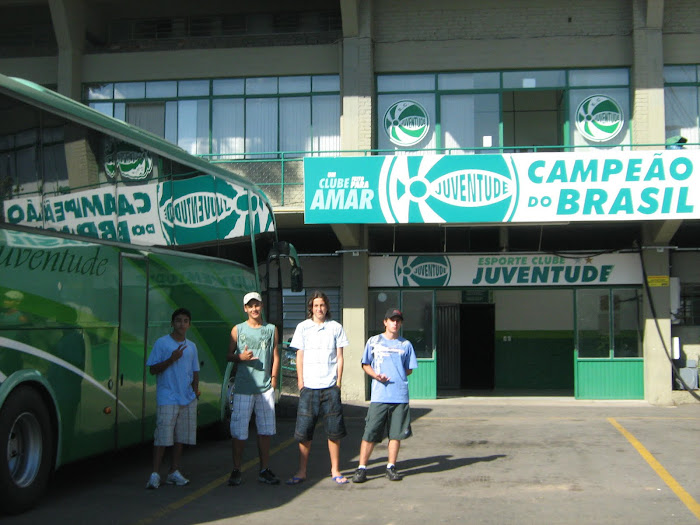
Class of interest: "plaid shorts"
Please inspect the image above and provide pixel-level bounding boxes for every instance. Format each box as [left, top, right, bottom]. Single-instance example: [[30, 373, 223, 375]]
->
[[230, 388, 276, 440], [154, 400, 197, 446]]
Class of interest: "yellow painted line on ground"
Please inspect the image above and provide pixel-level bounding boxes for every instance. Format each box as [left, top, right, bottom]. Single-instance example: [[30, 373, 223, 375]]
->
[[608, 417, 700, 522], [614, 416, 700, 421], [134, 435, 297, 525]]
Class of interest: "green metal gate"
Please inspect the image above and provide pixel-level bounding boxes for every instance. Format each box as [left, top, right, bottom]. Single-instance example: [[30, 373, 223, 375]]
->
[[574, 288, 644, 399]]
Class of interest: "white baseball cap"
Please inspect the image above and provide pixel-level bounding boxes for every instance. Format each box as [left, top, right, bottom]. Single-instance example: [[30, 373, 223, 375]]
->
[[243, 292, 262, 306]]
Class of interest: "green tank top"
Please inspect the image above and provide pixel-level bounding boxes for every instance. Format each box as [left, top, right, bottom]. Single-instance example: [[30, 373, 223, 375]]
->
[[233, 322, 275, 395]]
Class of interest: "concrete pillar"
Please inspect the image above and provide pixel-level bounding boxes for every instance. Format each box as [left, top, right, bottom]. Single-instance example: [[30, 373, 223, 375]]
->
[[340, 0, 374, 152], [635, 2, 673, 406], [337, 0, 374, 402], [631, 0, 665, 148], [341, 249, 369, 401], [641, 232, 674, 405], [49, 0, 85, 99]]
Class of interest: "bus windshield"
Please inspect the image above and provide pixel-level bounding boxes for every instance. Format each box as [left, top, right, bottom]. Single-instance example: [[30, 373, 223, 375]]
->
[[0, 74, 275, 252]]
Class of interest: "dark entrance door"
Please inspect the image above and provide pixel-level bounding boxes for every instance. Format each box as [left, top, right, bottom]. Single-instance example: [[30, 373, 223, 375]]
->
[[461, 304, 495, 390]]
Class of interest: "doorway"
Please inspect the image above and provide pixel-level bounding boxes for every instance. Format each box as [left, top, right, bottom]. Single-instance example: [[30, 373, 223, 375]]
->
[[461, 304, 495, 389], [436, 302, 495, 391]]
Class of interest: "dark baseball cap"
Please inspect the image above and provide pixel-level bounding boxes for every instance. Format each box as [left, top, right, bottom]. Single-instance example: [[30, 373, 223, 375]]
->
[[384, 308, 403, 320]]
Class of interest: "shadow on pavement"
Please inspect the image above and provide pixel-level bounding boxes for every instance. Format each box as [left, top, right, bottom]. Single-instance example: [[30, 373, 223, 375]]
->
[[360, 453, 507, 480]]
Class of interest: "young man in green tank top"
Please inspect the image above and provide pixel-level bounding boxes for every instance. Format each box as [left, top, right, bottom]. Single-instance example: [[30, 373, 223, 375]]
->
[[226, 292, 281, 486]]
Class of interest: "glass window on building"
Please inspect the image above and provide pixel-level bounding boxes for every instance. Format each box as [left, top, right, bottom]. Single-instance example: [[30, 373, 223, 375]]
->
[[440, 93, 499, 152], [126, 102, 167, 138], [576, 289, 610, 358], [664, 65, 700, 148], [368, 290, 401, 335], [85, 75, 341, 158], [212, 98, 244, 159], [677, 283, 700, 325], [612, 288, 642, 358], [576, 288, 641, 359], [377, 68, 630, 155], [369, 289, 433, 358]]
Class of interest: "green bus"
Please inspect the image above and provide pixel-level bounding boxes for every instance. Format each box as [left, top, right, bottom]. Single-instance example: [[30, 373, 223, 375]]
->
[[0, 74, 301, 514]]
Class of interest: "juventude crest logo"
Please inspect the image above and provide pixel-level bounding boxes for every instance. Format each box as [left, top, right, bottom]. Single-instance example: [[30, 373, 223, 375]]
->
[[575, 95, 624, 142], [384, 100, 430, 147], [378, 155, 517, 224], [394, 255, 451, 286]]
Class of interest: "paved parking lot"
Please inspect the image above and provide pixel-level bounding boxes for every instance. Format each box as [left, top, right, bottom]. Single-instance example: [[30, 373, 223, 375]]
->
[[3, 396, 700, 525]]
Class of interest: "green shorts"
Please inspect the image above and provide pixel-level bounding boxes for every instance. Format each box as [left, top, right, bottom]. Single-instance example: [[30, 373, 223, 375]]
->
[[362, 402, 412, 442]]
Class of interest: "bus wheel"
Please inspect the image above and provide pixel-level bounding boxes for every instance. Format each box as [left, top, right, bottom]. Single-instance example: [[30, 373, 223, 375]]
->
[[0, 386, 54, 515]]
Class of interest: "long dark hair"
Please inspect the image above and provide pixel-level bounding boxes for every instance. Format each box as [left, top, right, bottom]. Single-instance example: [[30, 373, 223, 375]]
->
[[306, 290, 331, 320]]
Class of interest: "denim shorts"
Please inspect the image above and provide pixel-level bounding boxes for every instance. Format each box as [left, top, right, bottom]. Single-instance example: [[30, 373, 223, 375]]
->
[[294, 386, 347, 442]]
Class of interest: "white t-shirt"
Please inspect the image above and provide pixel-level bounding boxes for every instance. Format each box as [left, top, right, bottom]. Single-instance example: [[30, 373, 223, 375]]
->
[[290, 319, 348, 389]]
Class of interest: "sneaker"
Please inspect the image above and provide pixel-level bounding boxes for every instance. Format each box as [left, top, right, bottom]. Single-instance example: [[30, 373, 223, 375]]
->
[[352, 468, 367, 484], [228, 468, 242, 486], [166, 470, 190, 486], [258, 468, 280, 485], [385, 466, 402, 481], [146, 472, 160, 489]]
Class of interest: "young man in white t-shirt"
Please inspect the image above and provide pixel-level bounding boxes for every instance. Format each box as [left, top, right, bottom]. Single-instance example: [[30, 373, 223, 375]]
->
[[286, 291, 349, 485]]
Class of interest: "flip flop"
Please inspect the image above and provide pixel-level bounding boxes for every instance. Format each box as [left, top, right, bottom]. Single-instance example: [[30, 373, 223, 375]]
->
[[285, 476, 306, 485], [331, 475, 349, 485]]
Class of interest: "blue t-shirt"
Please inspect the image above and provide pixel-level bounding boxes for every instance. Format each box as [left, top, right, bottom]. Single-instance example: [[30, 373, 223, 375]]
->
[[146, 334, 199, 406], [361, 334, 418, 403]]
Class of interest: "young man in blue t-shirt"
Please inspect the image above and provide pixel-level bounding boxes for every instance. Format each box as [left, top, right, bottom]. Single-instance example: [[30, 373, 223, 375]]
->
[[352, 308, 418, 483], [145, 308, 200, 489]]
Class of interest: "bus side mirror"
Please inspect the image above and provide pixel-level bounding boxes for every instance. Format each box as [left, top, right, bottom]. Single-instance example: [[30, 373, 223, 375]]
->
[[291, 266, 303, 292]]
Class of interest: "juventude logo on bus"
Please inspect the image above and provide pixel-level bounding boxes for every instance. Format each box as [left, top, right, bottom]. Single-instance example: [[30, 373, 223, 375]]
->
[[384, 100, 430, 147], [575, 95, 624, 143]]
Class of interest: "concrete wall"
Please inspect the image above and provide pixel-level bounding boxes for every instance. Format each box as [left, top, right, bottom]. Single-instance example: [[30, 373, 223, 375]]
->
[[82, 45, 339, 82], [494, 289, 573, 331], [373, 0, 633, 72]]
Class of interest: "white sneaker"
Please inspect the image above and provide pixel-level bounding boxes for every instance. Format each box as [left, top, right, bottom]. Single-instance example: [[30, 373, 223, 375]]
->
[[146, 472, 160, 489], [166, 470, 190, 486]]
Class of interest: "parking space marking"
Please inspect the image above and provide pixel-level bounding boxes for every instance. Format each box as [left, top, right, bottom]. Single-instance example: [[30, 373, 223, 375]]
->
[[608, 417, 700, 522], [134, 435, 297, 525]]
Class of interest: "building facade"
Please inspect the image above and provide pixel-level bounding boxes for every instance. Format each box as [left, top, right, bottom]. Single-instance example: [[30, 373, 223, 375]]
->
[[2, 0, 700, 404]]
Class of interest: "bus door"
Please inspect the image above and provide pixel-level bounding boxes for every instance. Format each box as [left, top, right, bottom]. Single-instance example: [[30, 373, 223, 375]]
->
[[116, 254, 149, 448]]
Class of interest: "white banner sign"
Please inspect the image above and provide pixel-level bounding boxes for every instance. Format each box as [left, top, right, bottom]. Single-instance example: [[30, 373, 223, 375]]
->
[[370, 253, 642, 287]]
